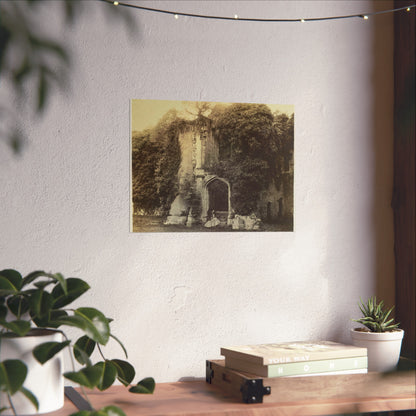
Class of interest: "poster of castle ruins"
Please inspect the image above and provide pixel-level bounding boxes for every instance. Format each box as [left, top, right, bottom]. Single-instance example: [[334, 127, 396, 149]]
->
[[131, 99, 294, 232]]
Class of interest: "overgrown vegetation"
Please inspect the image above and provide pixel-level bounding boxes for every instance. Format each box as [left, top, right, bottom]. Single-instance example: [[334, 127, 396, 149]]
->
[[132, 110, 183, 215], [131, 103, 294, 220], [212, 103, 293, 215]]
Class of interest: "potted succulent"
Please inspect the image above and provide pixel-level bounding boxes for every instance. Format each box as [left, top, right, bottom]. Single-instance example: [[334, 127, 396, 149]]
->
[[351, 296, 404, 372], [0, 269, 155, 416]]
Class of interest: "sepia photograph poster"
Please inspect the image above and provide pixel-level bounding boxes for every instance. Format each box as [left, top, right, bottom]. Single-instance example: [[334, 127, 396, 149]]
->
[[131, 99, 294, 232]]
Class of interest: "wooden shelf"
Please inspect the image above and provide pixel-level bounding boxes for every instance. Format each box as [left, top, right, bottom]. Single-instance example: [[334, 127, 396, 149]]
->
[[50, 367, 415, 416]]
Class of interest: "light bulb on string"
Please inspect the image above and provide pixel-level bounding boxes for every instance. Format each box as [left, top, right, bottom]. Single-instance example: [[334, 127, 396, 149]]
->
[[100, 1, 416, 24]]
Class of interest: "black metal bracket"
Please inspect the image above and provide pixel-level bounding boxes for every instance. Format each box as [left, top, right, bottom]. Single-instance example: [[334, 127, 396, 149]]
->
[[206, 360, 214, 383], [240, 378, 271, 403], [64, 386, 93, 411]]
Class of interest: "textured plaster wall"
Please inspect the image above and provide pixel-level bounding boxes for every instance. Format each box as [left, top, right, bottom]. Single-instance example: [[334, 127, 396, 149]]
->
[[0, 1, 394, 382]]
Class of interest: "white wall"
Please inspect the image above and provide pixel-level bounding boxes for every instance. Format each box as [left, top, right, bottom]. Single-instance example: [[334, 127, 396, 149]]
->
[[0, 1, 394, 382]]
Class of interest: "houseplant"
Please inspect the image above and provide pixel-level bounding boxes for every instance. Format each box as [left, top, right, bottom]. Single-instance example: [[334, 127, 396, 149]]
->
[[351, 296, 404, 372], [0, 269, 155, 416]]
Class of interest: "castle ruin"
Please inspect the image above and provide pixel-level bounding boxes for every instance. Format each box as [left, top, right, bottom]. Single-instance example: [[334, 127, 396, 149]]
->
[[164, 115, 292, 229]]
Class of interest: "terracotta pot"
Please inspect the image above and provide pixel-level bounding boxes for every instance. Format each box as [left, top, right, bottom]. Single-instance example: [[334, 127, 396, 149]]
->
[[0, 329, 64, 415], [350, 328, 404, 372]]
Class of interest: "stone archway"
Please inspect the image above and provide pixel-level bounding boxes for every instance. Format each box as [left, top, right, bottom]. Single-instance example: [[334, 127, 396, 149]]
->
[[208, 179, 228, 212], [202, 176, 231, 223]]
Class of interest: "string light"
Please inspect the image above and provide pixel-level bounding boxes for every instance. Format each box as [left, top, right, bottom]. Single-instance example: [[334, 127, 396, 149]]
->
[[100, 0, 415, 23]]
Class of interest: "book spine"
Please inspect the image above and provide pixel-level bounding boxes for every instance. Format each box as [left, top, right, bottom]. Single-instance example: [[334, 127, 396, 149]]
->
[[285, 368, 368, 377], [267, 356, 368, 377], [225, 356, 368, 377]]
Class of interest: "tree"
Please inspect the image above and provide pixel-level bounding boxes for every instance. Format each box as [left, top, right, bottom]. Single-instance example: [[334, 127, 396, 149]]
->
[[131, 131, 161, 214], [212, 103, 279, 215], [274, 111, 294, 172], [131, 112, 183, 215]]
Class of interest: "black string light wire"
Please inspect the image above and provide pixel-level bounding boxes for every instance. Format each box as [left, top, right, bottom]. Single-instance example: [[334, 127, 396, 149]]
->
[[100, 0, 415, 23]]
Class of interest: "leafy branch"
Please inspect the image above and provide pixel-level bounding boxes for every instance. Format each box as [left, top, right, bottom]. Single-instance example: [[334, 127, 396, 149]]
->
[[0, 269, 154, 416], [0, 0, 135, 154]]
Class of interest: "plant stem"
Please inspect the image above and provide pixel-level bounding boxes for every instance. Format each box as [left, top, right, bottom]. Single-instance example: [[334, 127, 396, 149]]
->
[[17, 297, 22, 320], [61, 332, 94, 411], [7, 393, 17, 416], [97, 344, 106, 361]]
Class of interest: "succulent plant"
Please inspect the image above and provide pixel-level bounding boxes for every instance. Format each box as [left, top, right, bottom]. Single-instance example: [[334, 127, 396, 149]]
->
[[353, 296, 400, 333]]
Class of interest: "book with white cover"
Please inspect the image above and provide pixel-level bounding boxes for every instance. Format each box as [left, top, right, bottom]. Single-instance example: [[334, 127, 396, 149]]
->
[[221, 341, 367, 366]]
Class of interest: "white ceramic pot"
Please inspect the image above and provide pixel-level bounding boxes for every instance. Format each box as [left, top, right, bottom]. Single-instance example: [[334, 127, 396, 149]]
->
[[351, 328, 404, 372], [0, 329, 64, 415]]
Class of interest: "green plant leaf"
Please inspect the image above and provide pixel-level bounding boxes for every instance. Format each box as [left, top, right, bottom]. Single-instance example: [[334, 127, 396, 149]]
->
[[354, 296, 400, 332], [73, 349, 93, 368], [52, 273, 67, 294], [128, 377, 155, 394], [0, 304, 7, 321], [7, 295, 30, 318], [46, 310, 69, 328], [0, 269, 22, 291], [74, 335, 96, 365], [12, 56, 33, 85], [69, 406, 127, 416], [94, 361, 117, 391], [51, 278, 90, 308], [68, 412, 91, 416], [64, 366, 102, 389], [0, 359, 27, 395], [23, 271, 68, 294], [37, 66, 48, 112], [74, 308, 110, 345], [52, 315, 89, 333], [0, 319, 31, 336], [97, 406, 127, 416], [110, 359, 135, 386], [54, 309, 109, 345], [29, 290, 53, 326], [0, 276, 19, 296], [19, 386, 39, 411], [22, 270, 50, 287], [29, 36, 70, 65], [33, 280, 55, 290], [33, 340, 70, 364]]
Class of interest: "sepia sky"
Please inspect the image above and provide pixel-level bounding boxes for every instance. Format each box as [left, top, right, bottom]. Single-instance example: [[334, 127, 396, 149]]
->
[[131, 99, 294, 133]]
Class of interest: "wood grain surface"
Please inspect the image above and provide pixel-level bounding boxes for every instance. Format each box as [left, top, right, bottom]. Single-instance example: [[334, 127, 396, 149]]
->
[[49, 367, 415, 416]]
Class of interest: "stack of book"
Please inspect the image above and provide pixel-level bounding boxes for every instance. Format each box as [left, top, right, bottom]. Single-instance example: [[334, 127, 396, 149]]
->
[[220, 341, 368, 378]]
